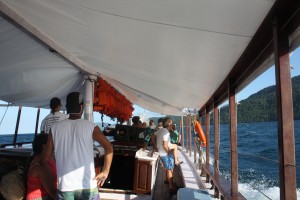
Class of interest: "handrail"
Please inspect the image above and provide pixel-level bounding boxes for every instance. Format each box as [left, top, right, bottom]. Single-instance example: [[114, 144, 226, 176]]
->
[[194, 138, 247, 200], [0, 141, 32, 148], [201, 164, 246, 200]]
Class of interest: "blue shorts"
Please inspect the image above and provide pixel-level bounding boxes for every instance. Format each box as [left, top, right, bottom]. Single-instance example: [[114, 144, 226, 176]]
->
[[160, 154, 174, 170]]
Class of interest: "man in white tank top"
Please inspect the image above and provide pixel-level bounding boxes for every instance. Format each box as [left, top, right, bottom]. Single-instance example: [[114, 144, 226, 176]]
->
[[42, 92, 113, 199]]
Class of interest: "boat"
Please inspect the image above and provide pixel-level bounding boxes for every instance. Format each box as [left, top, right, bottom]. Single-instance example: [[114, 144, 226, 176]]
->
[[0, 0, 299, 199]]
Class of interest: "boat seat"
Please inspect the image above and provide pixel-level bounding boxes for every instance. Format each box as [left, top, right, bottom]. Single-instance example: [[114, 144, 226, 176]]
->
[[177, 188, 211, 200]]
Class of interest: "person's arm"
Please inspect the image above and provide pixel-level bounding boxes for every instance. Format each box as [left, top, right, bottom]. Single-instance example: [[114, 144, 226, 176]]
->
[[40, 119, 45, 134], [92, 126, 113, 187], [38, 165, 57, 199], [163, 141, 170, 154], [41, 131, 54, 165], [151, 133, 158, 151]]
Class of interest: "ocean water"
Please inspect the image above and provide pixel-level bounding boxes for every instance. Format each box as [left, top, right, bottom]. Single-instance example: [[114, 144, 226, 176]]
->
[[1, 121, 299, 199], [181, 120, 300, 200]]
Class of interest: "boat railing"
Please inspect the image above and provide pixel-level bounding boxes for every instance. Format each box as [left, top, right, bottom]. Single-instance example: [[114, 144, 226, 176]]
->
[[0, 141, 32, 148], [193, 137, 247, 200]]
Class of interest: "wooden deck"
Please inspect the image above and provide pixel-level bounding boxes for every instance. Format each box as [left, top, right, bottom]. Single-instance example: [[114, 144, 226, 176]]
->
[[0, 147, 215, 200]]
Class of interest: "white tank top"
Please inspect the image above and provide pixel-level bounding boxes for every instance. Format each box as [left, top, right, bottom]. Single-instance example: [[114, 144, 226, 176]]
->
[[51, 119, 97, 191]]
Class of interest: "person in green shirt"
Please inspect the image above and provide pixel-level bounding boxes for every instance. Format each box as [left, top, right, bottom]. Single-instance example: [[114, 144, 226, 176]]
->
[[170, 124, 181, 145]]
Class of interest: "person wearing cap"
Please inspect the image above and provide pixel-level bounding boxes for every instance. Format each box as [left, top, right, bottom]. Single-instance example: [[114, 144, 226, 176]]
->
[[132, 116, 143, 127], [154, 117, 164, 131], [41, 92, 113, 199], [40, 97, 68, 134]]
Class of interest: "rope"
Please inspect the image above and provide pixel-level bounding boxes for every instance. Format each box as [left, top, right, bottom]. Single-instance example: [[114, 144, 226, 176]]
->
[[0, 104, 9, 126], [252, 187, 272, 200]]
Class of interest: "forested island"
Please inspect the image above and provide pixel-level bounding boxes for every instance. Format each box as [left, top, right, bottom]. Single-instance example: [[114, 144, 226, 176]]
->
[[151, 75, 300, 124]]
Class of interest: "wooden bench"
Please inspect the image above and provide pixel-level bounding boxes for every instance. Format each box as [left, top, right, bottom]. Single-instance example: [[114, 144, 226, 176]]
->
[[201, 165, 246, 200]]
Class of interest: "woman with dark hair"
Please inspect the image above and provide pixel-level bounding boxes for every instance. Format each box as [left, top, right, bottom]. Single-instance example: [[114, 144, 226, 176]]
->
[[26, 134, 57, 200], [40, 97, 68, 134]]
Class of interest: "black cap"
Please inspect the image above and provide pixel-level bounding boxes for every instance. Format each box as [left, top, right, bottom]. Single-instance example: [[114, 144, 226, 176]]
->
[[50, 97, 61, 110], [66, 92, 84, 114], [158, 118, 164, 123], [132, 116, 140, 124]]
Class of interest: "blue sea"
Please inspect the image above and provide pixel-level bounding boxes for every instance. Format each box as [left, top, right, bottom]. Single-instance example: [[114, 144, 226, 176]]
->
[[181, 121, 300, 200], [1, 121, 299, 199]]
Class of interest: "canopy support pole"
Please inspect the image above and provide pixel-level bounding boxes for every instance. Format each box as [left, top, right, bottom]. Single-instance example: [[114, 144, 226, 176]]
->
[[189, 114, 192, 156], [186, 115, 189, 153], [213, 101, 220, 176], [84, 75, 97, 122], [180, 115, 185, 149], [205, 109, 210, 171], [229, 83, 238, 199], [273, 17, 297, 200], [35, 107, 40, 136], [13, 105, 22, 147]]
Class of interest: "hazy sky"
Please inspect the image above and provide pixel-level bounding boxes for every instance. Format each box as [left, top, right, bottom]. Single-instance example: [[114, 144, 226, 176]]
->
[[0, 48, 299, 135]]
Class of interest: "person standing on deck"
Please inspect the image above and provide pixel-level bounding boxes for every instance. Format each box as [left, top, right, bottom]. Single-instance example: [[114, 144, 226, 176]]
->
[[154, 117, 164, 131], [41, 92, 113, 200], [149, 120, 156, 130], [170, 124, 181, 146], [151, 117, 180, 193], [40, 97, 68, 134]]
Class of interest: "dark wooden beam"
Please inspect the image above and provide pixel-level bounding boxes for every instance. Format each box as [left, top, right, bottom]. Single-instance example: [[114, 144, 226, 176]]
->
[[213, 102, 220, 176], [199, 0, 300, 114], [229, 83, 238, 199], [273, 17, 297, 200], [205, 109, 210, 171]]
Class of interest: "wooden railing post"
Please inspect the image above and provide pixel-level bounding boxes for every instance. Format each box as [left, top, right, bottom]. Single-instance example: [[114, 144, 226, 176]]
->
[[273, 17, 297, 200], [189, 114, 192, 157], [214, 102, 220, 176], [194, 137, 197, 163], [229, 83, 238, 199], [186, 115, 189, 153], [205, 109, 210, 171], [180, 115, 185, 149]]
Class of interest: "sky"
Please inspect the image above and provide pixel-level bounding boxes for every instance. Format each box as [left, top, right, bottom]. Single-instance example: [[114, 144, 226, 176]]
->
[[0, 48, 300, 135]]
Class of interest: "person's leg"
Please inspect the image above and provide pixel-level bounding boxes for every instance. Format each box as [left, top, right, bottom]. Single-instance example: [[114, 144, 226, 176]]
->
[[57, 190, 74, 200], [74, 188, 99, 200], [177, 134, 182, 145], [164, 168, 169, 184], [170, 144, 180, 165], [160, 155, 176, 191], [166, 169, 175, 191]]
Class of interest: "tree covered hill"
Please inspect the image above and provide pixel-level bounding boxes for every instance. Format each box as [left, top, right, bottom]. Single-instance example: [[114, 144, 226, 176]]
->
[[150, 75, 300, 124], [219, 75, 300, 123]]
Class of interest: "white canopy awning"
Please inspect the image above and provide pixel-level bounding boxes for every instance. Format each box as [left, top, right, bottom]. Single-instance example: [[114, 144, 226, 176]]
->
[[0, 0, 291, 115]]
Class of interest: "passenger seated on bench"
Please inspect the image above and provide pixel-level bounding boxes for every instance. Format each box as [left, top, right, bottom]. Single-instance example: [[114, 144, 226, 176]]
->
[[151, 117, 180, 193], [27, 133, 57, 200]]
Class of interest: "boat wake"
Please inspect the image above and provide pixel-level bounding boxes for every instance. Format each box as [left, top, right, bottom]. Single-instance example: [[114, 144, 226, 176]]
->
[[239, 183, 300, 200]]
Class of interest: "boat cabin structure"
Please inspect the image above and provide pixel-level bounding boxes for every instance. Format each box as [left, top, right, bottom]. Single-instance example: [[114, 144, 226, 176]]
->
[[1, 0, 300, 199]]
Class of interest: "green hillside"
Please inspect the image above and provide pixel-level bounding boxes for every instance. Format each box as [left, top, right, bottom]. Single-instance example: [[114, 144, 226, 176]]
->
[[150, 75, 300, 124], [219, 75, 300, 123]]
